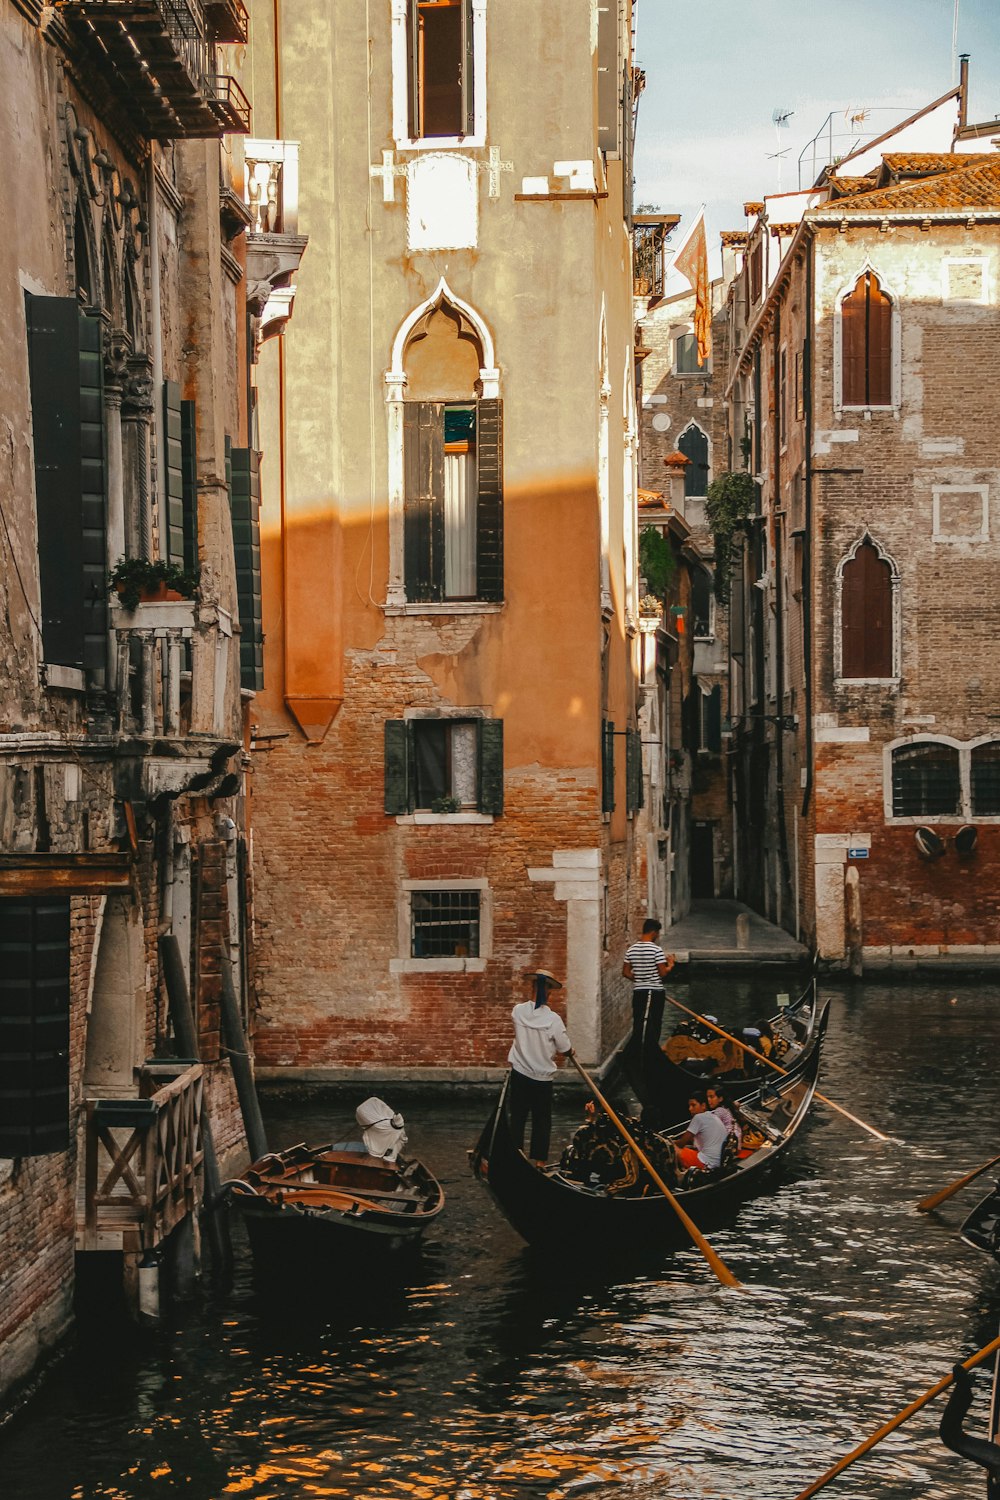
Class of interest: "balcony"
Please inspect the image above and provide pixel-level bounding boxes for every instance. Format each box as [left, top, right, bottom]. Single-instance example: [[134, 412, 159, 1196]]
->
[[243, 139, 308, 347], [57, 0, 251, 139], [111, 597, 236, 791], [203, 0, 248, 43], [77, 1062, 204, 1253], [633, 214, 680, 305]]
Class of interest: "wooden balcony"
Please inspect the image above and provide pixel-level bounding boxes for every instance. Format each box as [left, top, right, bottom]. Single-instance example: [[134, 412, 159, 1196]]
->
[[77, 1062, 204, 1253], [57, 0, 251, 138]]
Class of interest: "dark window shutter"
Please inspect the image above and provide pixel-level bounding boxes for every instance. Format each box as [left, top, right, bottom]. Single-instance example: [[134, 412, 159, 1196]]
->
[[842, 541, 892, 678], [705, 686, 722, 752], [163, 380, 186, 569], [407, 0, 420, 137], [478, 718, 504, 815], [596, 2, 619, 153], [181, 399, 199, 574], [601, 719, 615, 813], [461, 0, 474, 134], [626, 727, 644, 813], [79, 310, 108, 677], [404, 403, 444, 601], [230, 447, 263, 691], [384, 720, 413, 814], [475, 397, 503, 601], [678, 423, 709, 497], [0, 897, 71, 1157], [867, 275, 892, 405], [841, 276, 867, 406], [25, 293, 85, 668]]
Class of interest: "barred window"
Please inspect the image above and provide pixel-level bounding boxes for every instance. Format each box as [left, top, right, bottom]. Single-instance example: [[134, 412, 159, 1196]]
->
[[411, 889, 480, 958], [891, 743, 960, 818], [971, 742, 1000, 816]]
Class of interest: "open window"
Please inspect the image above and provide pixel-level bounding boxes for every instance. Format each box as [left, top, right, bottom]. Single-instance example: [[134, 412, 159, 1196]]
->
[[408, 0, 474, 140], [385, 717, 504, 815]]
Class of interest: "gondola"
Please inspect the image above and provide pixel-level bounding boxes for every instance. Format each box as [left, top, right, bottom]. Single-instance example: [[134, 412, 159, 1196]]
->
[[470, 1002, 828, 1250], [225, 1140, 445, 1268], [623, 976, 820, 1128], [961, 1180, 1000, 1260]]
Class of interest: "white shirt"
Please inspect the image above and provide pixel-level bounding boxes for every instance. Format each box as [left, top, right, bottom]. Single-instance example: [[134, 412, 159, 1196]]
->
[[508, 1001, 571, 1081], [688, 1109, 728, 1168]]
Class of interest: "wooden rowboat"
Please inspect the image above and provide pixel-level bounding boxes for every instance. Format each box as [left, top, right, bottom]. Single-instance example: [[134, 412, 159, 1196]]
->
[[225, 1141, 445, 1267], [470, 1002, 828, 1251], [961, 1181, 1000, 1260]]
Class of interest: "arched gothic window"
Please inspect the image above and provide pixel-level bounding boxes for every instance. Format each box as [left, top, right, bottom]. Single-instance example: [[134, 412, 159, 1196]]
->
[[74, 202, 93, 304], [841, 271, 892, 407], [840, 537, 893, 679], [678, 422, 709, 498]]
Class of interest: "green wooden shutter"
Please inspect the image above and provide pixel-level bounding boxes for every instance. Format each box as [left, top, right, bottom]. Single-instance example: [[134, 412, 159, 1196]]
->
[[78, 309, 108, 677], [25, 293, 86, 668], [0, 897, 71, 1157], [597, 3, 619, 154], [478, 718, 504, 815], [407, 0, 420, 137], [404, 402, 444, 601], [180, 399, 199, 574], [626, 727, 644, 814], [601, 720, 615, 813], [163, 380, 185, 569], [475, 398, 503, 602], [230, 447, 263, 691], [461, 0, 474, 134], [384, 720, 413, 814]]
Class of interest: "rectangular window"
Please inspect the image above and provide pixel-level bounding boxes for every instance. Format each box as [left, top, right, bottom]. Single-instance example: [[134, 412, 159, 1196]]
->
[[408, 0, 473, 140], [0, 897, 71, 1158], [625, 726, 644, 814], [404, 399, 503, 603], [601, 719, 615, 813], [971, 743, 1000, 816], [411, 888, 480, 958], [164, 383, 199, 574], [749, 242, 763, 303], [778, 347, 787, 447], [596, 0, 620, 154], [675, 332, 701, 374], [230, 446, 264, 691], [794, 349, 804, 420], [385, 717, 504, 815]]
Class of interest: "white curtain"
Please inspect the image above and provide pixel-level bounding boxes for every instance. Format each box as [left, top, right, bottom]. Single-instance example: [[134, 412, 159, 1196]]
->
[[444, 449, 476, 598]]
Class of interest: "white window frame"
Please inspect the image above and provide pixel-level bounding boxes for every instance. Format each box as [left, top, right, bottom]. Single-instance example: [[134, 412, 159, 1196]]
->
[[391, 877, 492, 973], [883, 734, 1000, 825], [833, 532, 901, 687], [832, 261, 902, 415], [932, 484, 990, 543], [390, 0, 488, 151]]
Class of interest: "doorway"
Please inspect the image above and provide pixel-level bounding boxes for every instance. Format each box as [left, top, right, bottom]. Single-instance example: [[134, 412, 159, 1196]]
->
[[691, 821, 716, 899]]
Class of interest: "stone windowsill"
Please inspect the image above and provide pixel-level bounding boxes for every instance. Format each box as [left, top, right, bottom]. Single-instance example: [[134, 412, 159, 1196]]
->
[[390, 956, 488, 974], [395, 812, 494, 826], [382, 602, 505, 617]]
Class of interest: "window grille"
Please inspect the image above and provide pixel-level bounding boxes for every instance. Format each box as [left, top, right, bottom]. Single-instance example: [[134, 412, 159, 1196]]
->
[[891, 743, 960, 818], [411, 889, 480, 958], [971, 742, 1000, 816]]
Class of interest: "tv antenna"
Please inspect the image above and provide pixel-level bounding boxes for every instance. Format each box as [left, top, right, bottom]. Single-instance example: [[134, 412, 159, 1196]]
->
[[768, 108, 795, 192]]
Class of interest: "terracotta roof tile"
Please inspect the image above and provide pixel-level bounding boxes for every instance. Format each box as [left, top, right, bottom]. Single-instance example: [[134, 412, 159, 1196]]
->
[[720, 230, 748, 247], [814, 156, 1000, 215], [662, 450, 690, 468], [880, 151, 994, 176], [769, 222, 800, 237], [827, 175, 878, 199]]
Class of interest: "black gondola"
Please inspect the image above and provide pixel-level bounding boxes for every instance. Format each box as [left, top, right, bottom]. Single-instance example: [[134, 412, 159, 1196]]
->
[[623, 977, 820, 1128], [225, 1141, 445, 1269], [470, 1002, 828, 1250], [961, 1181, 1000, 1259]]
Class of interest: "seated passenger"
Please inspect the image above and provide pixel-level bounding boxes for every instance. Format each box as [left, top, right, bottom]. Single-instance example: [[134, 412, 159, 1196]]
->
[[675, 1091, 729, 1172], [706, 1084, 741, 1148]]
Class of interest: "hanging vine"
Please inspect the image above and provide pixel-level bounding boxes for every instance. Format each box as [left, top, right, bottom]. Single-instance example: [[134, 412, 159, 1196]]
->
[[705, 471, 757, 602]]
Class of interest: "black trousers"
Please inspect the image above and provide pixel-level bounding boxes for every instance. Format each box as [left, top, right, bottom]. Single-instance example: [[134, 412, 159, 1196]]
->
[[631, 988, 665, 1060], [507, 1068, 554, 1162]]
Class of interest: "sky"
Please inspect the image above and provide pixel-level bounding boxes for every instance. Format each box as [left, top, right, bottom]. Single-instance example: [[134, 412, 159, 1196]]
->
[[633, 0, 1000, 262]]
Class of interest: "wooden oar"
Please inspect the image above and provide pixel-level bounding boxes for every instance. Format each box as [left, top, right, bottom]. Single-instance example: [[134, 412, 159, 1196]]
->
[[789, 1332, 1000, 1499], [661, 992, 890, 1144], [567, 1053, 742, 1291], [917, 1151, 1000, 1213]]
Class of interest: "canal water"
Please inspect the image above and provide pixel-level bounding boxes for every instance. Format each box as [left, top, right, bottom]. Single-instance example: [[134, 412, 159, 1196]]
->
[[3, 980, 1000, 1499]]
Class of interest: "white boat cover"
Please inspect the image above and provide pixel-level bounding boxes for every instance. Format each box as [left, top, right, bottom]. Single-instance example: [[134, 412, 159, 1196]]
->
[[356, 1096, 407, 1162]]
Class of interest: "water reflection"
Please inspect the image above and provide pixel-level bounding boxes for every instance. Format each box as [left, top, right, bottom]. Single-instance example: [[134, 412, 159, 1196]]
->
[[2, 981, 1000, 1498]]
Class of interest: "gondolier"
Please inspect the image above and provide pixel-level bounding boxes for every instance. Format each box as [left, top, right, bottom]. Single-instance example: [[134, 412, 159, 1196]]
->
[[508, 971, 573, 1168], [622, 918, 675, 1065]]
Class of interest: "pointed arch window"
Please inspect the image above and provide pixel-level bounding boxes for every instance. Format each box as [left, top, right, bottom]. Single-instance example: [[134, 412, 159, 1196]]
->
[[841, 538, 893, 679], [677, 423, 709, 498], [841, 271, 892, 407]]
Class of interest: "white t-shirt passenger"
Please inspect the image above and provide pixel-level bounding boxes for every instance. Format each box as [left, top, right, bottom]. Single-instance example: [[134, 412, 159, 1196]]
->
[[508, 1001, 572, 1081], [687, 1108, 728, 1168]]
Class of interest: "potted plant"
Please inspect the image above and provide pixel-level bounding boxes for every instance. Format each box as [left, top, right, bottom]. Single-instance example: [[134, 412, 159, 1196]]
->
[[430, 795, 463, 814], [639, 594, 662, 618], [108, 557, 199, 612]]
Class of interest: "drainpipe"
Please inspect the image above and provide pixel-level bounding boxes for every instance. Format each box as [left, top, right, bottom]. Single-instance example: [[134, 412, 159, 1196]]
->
[[802, 242, 814, 819], [146, 150, 165, 560]]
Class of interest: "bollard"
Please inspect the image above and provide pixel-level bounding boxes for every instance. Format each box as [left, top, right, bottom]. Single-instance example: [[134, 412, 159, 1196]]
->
[[736, 912, 750, 950], [138, 1253, 161, 1325]]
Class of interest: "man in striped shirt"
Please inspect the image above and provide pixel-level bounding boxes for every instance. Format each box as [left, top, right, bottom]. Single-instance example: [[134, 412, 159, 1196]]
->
[[622, 918, 676, 1064]]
